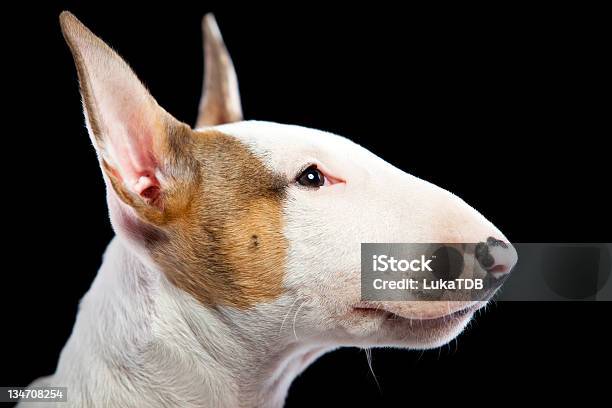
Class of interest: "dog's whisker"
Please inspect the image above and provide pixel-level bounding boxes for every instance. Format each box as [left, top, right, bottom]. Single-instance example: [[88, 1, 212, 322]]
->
[[364, 348, 382, 392], [279, 296, 302, 335], [292, 299, 308, 341]]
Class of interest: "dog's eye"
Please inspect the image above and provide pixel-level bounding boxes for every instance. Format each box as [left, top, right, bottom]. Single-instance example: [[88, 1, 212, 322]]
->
[[297, 165, 325, 188]]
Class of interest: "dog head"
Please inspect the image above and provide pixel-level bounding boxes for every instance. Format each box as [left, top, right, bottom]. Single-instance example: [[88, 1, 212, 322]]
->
[[60, 12, 517, 350]]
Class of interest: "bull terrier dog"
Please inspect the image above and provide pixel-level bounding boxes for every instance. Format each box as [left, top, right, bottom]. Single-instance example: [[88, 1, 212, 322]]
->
[[21, 12, 518, 408]]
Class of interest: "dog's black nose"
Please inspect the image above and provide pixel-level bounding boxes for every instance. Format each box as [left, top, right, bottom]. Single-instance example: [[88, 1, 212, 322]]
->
[[475, 237, 517, 278]]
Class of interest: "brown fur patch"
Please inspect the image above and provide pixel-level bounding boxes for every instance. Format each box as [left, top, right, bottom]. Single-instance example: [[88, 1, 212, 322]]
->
[[146, 129, 289, 309]]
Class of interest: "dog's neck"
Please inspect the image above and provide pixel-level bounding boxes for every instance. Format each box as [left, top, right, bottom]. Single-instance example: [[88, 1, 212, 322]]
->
[[53, 237, 328, 408]]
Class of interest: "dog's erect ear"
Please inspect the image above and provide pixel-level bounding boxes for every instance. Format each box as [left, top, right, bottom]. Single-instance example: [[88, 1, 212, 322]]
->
[[60, 12, 196, 225], [195, 14, 243, 128]]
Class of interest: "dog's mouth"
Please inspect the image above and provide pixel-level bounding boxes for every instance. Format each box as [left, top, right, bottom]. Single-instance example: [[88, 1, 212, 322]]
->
[[352, 302, 481, 332]]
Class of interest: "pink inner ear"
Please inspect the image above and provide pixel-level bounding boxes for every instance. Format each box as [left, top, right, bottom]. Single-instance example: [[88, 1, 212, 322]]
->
[[82, 49, 166, 205], [104, 109, 162, 203]]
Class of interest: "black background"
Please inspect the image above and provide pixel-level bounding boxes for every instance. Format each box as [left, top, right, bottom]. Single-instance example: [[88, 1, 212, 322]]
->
[[2, 2, 610, 407]]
